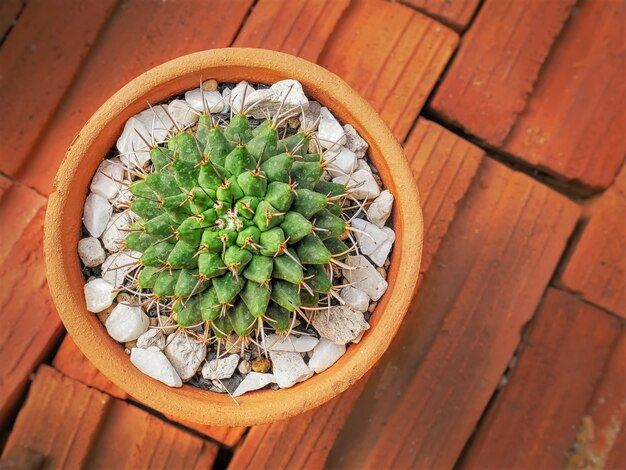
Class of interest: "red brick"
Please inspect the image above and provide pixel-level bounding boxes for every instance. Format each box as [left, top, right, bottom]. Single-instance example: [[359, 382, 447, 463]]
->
[[326, 159, 581, 469], [20, 0, 253, 195], [565, 333, 626, 469], [3, 366, 219, 468], [405, 118, 484, 273], [402, 0, 480, 31], [560, 167, 626, 318], [0, 0, 23, 39], [319, 0, 458, 141], [0, 185, 62, 428], [0, 0, 116, 177], [463, 288, 621, 469], [228, 375, 368, 470], [430, 0, 575, 146], [234, 0, 349, 62], [53, 335, 246, 447], [503, 0, 625, 189], [0, 174, 12, 203]]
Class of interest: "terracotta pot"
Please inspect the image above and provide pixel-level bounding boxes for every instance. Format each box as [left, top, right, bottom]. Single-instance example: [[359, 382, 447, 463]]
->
[[44, 48, 423, 426]]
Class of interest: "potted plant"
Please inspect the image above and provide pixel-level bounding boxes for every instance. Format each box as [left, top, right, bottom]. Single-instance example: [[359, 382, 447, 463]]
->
[[44, 48, 422, 426]]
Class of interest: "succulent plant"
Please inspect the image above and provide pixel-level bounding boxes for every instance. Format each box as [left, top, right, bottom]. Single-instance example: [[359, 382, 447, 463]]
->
[[123, 106, 356, 344]]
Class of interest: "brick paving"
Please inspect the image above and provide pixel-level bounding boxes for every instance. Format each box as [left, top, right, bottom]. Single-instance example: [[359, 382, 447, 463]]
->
[[0, 0, 623, 469]]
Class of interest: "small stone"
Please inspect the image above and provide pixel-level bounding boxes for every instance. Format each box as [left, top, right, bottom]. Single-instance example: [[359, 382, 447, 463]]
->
[[101, 250, 141, 288], [376, 266, 387, 280], [168, 99, 198, 128], [344, 255, 388, 301], [238, 359, 251, 375], [155, 314, 178, 335], [324, 147, 357, 177], [105, 302, 149, 342], [343, 124, 368, 158], [130, 347, 182, 388], [78, 237, 106, 267], [96, 305, 114, 324], [356, 159, 370, 171], [263, 334, 319, 353], [368, 301, 378, 313], [125, 340, 137, 350], [229, 81, 255, 112], [251, 356, 271, 373], [116, 116, 150, 169], [352, 331, 365, 344], [164, 333, 207, 381], [246, 79, 309, 119], [318, 107, 346, 151], [202, 79, 218, 91], [221, 87, 232, 114], [333, 169, 380, 200], [83, 193, 112, 238], [135, 105, 174, 143], [201, 354, 239, 380], [101, 211, 133, 253], [368, 227, 395, 267], [225, 332, 242, 354], [300, 101, 321, 131], [308, 338, 346, 373], [351, 218, 388, 256], [311, 305, 370, 345], [340, 286, 370, 312], [269, 351, 314, 388], [84, 278, 116, 312], [90, 158, 124, 200], [366, 190, 394, 228], [149, 317, 158, 327], [233, 372, 276, 397], [185, 88, 226, 113], [137, 329, 166, 350]]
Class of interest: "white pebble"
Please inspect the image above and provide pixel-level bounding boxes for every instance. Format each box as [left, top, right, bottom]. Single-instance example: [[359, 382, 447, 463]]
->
[[83, 193, 112, 238], [308, 338, 346, 373], [137, 329, 166, 350], [269, 351, 314, 388], [78, 237, 106, 267], [105, 302, 149, 342], [201, 354, 239, 380], [101, 250, 140, 288], [351, 218, 389, 256], [343, 124, 368, 158], [311, 306, 370, 345], [185, 88, 225, 113], [130, 347, 182, 388], [233, 372, 276, 397], [318, 107, 346, 151], [135, 105, 175, 143], [83, 278, 116, 312], [352, 331, 365, 344], [340, 286, 370, 312], [116, 116, 151, 169], [300, 101, 321, 131], [366, 190, 394, 228], [324, 147, 357, 177], [229, 81, 256, 113], [90, 158, 124, 200], [246, 79, 309, 119], [164, 333, 207, 381], [101, 211, 133, 253], [368, 227, 395, 267], [344, 255, 388, 301], [263, 334, 319, 353], [333, 169, 380, 200], [168, 99, 198, 127]]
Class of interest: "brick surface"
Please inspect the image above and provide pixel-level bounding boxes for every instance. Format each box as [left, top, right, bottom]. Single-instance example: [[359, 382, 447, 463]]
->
[[52, 335, 246, 447], [0, 0, 116, 178], [430, 0, 575, 146], [0, 0, 24, 40], [0, 184, 62, 428], [462, 288, 622, 470], [327, 159, 581, 469], [405, 118, 484, 273], [234, 0, 349, 62], [402, 0, 480, 31], [3, 366, 219, 469], [565, 333, 626, 469], [0, 174, 12, 203], [319, 0, 458, 141], [503, 0, 625, 189], [560, 167, 626, 318], [20, 0, 253, 195]]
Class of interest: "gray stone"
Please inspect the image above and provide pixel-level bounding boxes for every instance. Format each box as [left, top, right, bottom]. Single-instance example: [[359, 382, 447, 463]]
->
[[269, 351, 313, 388], [311, 305, 370, 345]]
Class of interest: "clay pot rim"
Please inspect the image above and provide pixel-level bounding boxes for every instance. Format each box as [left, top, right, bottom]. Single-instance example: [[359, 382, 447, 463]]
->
[[44, 48, 423, 426]]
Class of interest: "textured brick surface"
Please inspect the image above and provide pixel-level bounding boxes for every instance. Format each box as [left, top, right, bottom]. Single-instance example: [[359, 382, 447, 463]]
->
[[430, 0, 575, 145], [503, 0, 625, 189], [463, 288, 622, 470], [560, 167, 626, 318], [402, 0, 481, 31], [0, 0, 116, 177], [3, 366, 219, 469], [0, 0, 24, 39], [20, 0, 253, 195], [234, 0, 349, 62], [319, 0, 458, 141], [327, 159, 581, 469], [52, 335, 246, 447]]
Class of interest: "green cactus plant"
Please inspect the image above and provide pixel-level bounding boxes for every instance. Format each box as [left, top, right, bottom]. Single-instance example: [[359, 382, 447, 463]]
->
[[123, 104, 356, 344]]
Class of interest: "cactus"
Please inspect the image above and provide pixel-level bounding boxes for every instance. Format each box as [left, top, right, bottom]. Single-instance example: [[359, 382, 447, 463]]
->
[[122, 102, 358, 345]]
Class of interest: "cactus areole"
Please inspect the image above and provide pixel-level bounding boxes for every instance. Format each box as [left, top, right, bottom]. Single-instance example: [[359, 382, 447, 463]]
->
[[126, 109, 353, 341]]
